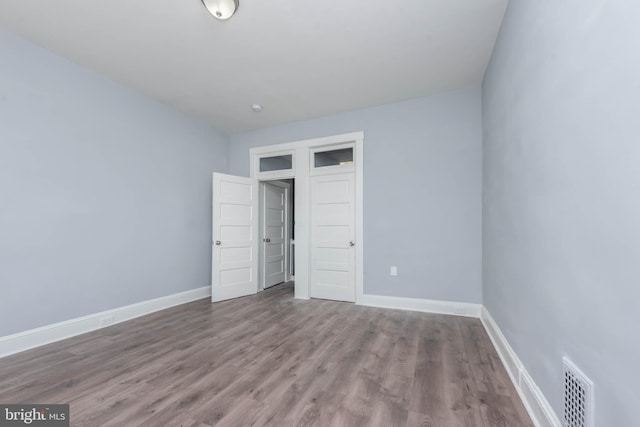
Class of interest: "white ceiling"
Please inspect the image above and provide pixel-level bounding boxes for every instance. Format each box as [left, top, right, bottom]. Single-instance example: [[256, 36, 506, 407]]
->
[[0, 0, 508, 134]]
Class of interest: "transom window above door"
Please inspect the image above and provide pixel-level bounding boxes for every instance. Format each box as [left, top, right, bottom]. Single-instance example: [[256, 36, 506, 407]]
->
[[311, 144, 355, 175], [260, 154, 293, 172], [255, 151, 295, 179], [315, 148, 353, 167]]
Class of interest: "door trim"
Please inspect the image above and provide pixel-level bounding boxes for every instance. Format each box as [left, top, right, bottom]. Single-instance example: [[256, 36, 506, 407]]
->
[[250, 131, 364, 303]]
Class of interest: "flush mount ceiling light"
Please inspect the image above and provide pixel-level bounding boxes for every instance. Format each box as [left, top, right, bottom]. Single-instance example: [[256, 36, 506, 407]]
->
[[202, 0, 239, 20]]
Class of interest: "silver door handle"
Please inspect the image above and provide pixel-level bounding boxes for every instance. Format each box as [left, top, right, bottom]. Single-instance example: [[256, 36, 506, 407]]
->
[[349, 241, 355, 247], [214, 240, 221, 245], [263, 238, 271, 243]]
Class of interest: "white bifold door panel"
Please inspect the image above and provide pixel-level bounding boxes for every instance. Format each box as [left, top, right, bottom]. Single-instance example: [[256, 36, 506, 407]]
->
[[212, 173, 258, 302], [263, 182, 287, 289], [310, 172, 356, 302]]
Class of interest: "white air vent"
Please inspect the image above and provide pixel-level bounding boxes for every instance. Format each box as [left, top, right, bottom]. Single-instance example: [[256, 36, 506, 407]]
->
[[563, 357, 594, 427]]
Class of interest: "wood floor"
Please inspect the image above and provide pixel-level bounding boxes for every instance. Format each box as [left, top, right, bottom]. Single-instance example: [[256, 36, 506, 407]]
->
[[0, 283, 533, 426]]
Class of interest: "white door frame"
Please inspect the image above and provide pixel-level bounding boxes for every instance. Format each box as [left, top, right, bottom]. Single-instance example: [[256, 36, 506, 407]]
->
[[249, 131, 364, 303], [259, 180, 291, 289]]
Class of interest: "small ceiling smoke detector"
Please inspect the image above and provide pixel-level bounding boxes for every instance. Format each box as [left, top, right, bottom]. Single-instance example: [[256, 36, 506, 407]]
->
[[251, 104, 263, 113], [202, 0, 239, 20]]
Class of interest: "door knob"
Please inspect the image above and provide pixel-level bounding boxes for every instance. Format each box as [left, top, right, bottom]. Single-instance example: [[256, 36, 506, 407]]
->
[[263, 238, 271, 243], [349, 241, 355, 247], [214, 240, 221, 245]]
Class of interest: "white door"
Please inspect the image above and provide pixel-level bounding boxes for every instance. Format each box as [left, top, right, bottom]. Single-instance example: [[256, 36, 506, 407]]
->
[[262, 182, 288, 289], [211, 173, 258, 302], [310, 172, 355, 302]]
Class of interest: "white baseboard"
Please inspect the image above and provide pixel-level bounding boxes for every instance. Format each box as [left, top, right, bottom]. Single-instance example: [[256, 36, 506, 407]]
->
[[480, 306, 562, 427], [0, 286, 211, 359], [359, 294, 482, 318]]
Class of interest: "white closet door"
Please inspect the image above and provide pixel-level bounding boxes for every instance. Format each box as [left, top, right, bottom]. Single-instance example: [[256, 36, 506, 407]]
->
[[310, 172, 355, 302], [263, 182, 287, 288], [211, 173, 258, 302]]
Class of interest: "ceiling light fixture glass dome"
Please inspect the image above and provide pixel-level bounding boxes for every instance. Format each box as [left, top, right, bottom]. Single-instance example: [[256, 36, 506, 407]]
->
[[201, 0, 239, 20]]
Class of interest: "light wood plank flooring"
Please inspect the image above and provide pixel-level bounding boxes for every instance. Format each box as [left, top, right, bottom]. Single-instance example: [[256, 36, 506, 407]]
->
[[0, 283, 533, 426]]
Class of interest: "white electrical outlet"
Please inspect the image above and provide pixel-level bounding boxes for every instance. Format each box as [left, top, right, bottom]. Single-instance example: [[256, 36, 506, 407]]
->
[[99, 316, 115, 327], [390, 266, 398, 276]]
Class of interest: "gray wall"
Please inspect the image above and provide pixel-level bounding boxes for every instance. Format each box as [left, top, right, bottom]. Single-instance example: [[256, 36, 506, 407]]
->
[[230, 87, 483, 303], [482, 1, 640, 425], [0, 29, 229, 336]]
